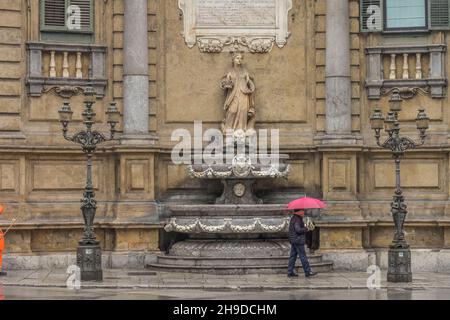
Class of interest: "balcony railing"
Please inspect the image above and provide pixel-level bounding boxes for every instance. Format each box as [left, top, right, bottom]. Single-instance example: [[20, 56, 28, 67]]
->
[[365, 44, 447, 99], [27, 42, 107, 98]]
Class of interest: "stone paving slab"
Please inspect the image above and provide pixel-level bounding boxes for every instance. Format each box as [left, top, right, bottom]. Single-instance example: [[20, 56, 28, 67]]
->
[[1, 269, 450, 291]]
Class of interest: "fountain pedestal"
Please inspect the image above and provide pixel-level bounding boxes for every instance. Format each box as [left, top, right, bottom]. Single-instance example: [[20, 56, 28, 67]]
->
[[148, 150, 333, 274], [216, 179, 262, 204]]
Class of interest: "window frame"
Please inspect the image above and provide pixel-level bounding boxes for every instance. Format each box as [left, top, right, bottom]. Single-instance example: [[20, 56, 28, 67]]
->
[[383, 0, 429, 32], [39, 0, 94, 34]]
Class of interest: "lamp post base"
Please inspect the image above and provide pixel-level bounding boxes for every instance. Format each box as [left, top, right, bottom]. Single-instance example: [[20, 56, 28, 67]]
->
[[77, 242, 103, 282], [387, 247, 412, 283]]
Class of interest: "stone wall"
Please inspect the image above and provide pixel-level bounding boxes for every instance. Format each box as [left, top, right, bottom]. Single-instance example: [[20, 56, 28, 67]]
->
[[0, 0, 161, 264], [0, 0, 23, 134]]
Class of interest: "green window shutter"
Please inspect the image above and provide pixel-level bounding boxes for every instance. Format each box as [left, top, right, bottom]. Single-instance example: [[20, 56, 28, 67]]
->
[[41, 0, 93, 33], [429, 0, 450, 30], [360, 0, 383, 32], [41, 0, 67, 31], [67, 0, 94, 32]]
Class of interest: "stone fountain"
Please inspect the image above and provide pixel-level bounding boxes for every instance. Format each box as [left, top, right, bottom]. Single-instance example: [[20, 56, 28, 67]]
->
[[148, 54, 333, 274]]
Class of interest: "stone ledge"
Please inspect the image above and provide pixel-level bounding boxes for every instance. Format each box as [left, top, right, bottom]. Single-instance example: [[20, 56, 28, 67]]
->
[[3, 251, 163, 270], [0, 221, 164, 230], [321, 249, 450, 272], [5, 249, 450, 273]]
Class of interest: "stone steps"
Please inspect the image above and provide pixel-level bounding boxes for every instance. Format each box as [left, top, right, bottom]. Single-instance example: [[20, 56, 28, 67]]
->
[[156, 254, 324, 266], [147, 254, 334, 275], [146, 261, 334, 275]]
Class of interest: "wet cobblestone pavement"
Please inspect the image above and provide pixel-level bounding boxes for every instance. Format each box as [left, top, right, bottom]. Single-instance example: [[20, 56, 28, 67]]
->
[[1, 269, 450, 299]]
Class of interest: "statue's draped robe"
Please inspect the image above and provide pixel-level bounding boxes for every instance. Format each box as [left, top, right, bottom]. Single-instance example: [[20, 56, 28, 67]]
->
[[221, 68, 255, 132]]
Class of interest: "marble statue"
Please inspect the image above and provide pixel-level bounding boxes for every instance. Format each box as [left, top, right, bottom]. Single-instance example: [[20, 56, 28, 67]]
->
[[221, 53, 256, 134]]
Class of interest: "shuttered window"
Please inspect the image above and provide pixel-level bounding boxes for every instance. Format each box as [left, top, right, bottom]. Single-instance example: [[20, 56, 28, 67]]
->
[[361, 0, 383, 32], [360, 0, 450, 31], [43, 0, 66, 27], [40, 0, 93, 33], [429, 0, 450, 29]]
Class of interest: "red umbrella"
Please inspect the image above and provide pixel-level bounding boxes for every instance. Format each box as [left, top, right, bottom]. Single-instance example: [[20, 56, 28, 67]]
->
[[286, 196, 327, 211]]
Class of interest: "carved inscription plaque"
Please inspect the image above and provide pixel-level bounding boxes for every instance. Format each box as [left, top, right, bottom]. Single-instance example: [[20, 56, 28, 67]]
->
[[179, 0, 292, 53], [196, 0, 276, 27]]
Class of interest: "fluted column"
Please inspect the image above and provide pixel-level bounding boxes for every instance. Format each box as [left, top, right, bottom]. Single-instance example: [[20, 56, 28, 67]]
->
[[122, 0, 154, 143], [323, 0, 354, 144]]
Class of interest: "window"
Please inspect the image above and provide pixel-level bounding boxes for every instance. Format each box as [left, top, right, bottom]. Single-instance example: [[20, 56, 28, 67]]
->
[[361, 0, 450, 32], [40, 0, 93, 42], [385, 0, 427, 30]]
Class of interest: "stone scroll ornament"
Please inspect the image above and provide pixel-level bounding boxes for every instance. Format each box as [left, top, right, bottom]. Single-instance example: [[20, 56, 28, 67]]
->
[[178, 0, 292, 53]]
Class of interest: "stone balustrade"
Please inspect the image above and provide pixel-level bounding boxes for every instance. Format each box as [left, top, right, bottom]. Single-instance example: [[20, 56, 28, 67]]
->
[[365, 44, 447, 99], [26, 42, 107, 98]]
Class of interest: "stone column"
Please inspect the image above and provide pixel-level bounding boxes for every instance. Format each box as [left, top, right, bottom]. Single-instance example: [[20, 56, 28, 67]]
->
[[320, 1, 361, 218], [122, 0, 154, 144], [323, 0, 356, 144]]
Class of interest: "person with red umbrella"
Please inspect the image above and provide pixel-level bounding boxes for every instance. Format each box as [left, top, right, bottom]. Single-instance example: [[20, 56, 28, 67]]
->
[[286, 197, 326, 278]]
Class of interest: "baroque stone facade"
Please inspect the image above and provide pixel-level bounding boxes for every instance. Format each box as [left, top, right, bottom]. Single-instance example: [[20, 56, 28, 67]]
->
[[1, 0, 450, 271]]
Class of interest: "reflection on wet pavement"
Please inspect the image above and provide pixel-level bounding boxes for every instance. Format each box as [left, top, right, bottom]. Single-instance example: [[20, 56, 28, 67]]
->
[[2, 286, 450, 300]]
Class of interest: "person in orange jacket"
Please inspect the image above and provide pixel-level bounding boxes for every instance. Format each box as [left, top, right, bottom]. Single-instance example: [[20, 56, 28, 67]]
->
[[0, 205, 6, 276]]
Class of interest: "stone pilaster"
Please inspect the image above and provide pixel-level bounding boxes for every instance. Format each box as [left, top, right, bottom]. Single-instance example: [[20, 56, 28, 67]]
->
[[122, 0, 156, 144], [320, 0, 358, 145]]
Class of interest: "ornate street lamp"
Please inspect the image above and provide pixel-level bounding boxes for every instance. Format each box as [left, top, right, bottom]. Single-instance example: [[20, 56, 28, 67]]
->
[[58, 87, 120, 281], [370, 91, 429, 283]]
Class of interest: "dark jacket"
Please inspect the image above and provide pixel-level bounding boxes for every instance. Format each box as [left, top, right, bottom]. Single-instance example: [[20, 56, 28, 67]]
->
[[288, 214, 308, 244]]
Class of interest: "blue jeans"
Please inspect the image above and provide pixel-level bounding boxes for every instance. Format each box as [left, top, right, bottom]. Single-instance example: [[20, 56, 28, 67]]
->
[[287, 242, 311, 276]]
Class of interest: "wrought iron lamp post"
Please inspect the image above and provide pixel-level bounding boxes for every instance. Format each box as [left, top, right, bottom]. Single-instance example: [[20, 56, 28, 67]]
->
[[58, 88, 120, 281], [370, 91, 429, 283]]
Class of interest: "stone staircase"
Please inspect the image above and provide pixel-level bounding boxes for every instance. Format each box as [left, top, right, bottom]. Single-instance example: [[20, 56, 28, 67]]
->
[[147, 254, 333, 275], [147, 240, 333, 275]]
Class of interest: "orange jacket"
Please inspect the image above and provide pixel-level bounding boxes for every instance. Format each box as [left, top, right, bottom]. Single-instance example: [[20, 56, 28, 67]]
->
[[0, 229, 4, 251]]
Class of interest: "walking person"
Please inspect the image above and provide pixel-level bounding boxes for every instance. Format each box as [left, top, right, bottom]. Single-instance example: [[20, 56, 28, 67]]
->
[[287, 210, 317, 278], [0, 205, 16, 277], [0, 205, 5, 276]]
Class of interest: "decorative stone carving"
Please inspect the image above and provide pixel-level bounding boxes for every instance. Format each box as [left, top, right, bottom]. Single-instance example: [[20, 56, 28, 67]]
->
[[381, 87, 430, 100], [164, 216, 291, 234], [231, 154, 252, 178], [216, 179, 263, 205], [233, 183, 246, 197], [221, 54, 256, 134], [187, 163, 290, 179], [169, 240, 291, 258], [198, 37, 275, 54], [42, 86, 86, 99], [178, 0, 292, 53]]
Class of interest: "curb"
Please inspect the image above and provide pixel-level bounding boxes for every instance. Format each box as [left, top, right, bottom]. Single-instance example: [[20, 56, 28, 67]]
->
[[2, 282, 448, 291]]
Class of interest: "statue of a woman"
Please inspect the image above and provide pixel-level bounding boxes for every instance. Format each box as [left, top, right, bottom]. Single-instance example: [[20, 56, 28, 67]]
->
[[221, 53, 256, 134]]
